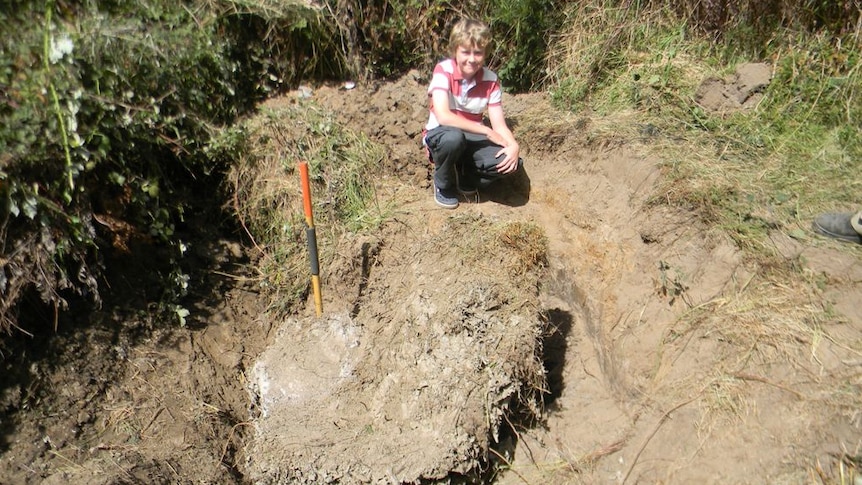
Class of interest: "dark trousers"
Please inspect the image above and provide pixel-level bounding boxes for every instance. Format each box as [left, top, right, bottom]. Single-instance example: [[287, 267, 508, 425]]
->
[[425, 126, 523, 190]]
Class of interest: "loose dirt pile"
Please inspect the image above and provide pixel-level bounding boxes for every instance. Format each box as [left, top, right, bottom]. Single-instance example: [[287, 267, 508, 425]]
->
[[246, 214, 547, 483]]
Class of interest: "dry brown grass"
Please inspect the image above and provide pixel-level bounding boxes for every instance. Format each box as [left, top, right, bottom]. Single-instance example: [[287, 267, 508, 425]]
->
[[658, 0, 860, 36], [496, 221, 549, 277]]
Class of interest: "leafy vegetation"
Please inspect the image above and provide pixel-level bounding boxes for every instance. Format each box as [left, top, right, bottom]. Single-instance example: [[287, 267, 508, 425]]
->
[[484, 0, 562, 90], [2, 0, 259, 331]]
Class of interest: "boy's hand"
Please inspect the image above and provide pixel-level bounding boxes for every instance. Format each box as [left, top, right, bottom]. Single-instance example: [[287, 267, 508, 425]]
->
[[495, 142, 520, 174]]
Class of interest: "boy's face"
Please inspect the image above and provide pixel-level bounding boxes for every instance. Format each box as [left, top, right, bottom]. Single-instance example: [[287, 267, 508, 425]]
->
[[454, 43, 485, 80]]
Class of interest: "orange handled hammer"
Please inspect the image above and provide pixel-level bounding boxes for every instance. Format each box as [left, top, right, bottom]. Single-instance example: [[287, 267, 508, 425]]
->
[[299, 161, 323, 316]]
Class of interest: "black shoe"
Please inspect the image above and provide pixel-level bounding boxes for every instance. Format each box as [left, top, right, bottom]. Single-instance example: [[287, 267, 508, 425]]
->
[[812, 212, 862, 244], [458, 181, 478, 197], [456, 171, 478, 196]]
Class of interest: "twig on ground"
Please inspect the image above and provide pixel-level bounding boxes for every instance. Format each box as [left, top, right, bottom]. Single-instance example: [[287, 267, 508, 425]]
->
[[504, 412, 536, 464], [732, 372, 805, 399], [622, 394, 701, 484], [218, 421, 252, 469], [583, 438, 626, 466]]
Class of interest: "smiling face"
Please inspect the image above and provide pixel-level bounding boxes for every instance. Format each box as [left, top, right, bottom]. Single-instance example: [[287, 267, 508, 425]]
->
[[454, 43, 485, 80], [448, 19, 491, 80]]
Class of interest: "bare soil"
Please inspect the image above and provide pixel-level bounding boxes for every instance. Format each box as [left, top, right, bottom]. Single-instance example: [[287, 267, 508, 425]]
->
[[1, 68, 861, 485]]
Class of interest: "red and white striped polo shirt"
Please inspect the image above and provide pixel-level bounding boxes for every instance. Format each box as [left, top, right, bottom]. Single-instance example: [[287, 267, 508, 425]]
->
[[424, 58, 502, 133]]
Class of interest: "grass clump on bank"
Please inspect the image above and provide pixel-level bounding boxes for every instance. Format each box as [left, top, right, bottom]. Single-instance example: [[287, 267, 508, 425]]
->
[[223, 99, 385, 313]]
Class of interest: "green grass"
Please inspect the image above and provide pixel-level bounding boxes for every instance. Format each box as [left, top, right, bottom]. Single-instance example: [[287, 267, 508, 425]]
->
[[548, 3, 861, 254]]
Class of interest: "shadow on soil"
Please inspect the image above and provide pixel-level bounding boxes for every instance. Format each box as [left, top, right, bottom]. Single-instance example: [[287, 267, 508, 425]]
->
[[481, 168, 532, 207], [0, 194, 251, 483], [486, 263, 577, 481]]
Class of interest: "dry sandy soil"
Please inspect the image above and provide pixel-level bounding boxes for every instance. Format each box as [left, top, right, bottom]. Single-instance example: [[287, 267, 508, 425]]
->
[[1, 68, 860, 484]]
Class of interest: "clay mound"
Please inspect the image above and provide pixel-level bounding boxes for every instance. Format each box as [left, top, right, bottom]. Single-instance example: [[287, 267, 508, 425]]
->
[[245, 213, 548, 484], [695, 62, 772, 113]]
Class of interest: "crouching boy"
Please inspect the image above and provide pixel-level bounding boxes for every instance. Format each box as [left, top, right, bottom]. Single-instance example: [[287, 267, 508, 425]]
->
[[424, 18, 524, 209]]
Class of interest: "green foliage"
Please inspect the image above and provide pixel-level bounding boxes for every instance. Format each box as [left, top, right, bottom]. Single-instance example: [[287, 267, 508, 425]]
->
[[0, 0, 274, 331], [752, 31, 861, 206], [673, 30, 862, 247], [216, 1, 346, 89], [315, 0, 557, 90], [547, 2, 647, 110], [641, 0, 860, 37], [70, 6, 247, 245], [354, 0, 438, 78], [484, 0, 562, 91]]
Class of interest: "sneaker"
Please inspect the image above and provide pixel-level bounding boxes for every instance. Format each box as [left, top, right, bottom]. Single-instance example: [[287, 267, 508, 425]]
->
[[434, 184, 459, 209], [812, 212, 862, 244]]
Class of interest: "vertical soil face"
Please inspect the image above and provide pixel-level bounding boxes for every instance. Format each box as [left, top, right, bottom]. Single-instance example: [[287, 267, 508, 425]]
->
[[2, 69, 861, 484]]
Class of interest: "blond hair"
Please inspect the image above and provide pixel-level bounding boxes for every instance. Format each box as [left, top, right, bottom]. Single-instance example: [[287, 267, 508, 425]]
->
[[448, 18, 491, 54]]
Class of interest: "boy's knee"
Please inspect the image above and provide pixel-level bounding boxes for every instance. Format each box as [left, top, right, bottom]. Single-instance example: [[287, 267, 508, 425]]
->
[[437, 128, 466, 150], [426, 128, 466, 160]]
